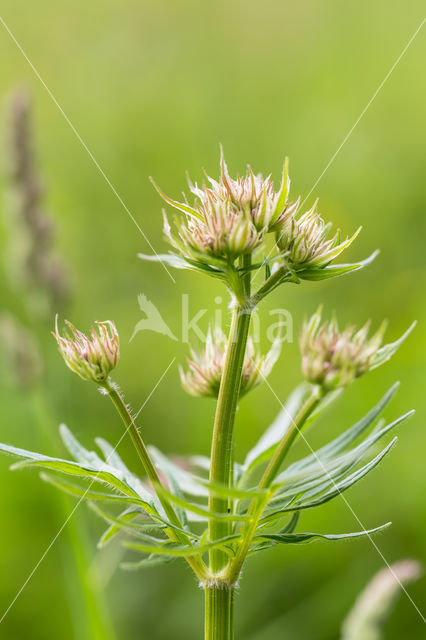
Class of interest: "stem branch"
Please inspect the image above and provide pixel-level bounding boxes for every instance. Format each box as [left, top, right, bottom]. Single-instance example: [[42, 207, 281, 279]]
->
[[227, 387, 323, 584], [103, 381, 207, 581]]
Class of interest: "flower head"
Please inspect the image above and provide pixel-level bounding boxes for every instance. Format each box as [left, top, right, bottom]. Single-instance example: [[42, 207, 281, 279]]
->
[[274, 199, 361, 269], [180, 326, 280, 398], [300, 308, 414, 391], [53, 317, 119, 383], [151, 148, 292, 265]]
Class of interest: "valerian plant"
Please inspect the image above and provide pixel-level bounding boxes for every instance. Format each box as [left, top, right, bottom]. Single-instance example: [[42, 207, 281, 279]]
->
[[0, 150, 415, 639]]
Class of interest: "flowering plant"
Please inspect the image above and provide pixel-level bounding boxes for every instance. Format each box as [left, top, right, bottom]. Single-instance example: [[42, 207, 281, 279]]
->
[[0, 152, 415, 639]]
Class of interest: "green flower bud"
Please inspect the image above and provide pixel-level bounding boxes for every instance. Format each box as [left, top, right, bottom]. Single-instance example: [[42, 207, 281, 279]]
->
[[53, 317, 119, 383]]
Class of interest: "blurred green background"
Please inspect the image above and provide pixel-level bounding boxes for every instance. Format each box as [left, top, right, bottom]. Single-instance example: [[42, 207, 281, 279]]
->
[[0, 1, 425, 638]]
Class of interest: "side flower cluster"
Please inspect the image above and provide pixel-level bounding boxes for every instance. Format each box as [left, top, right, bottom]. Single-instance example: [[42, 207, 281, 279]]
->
[[274, 199, 360, 269], [180, 326, 280, 398], [300, 308, 414, 390]]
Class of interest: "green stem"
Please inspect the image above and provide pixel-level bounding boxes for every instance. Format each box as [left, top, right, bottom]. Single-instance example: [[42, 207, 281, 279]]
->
[[205, 585, 234, 640], [104, 382, 207, 581], [251, 265, 289, 303], [227, 387, 323, 584], [258, 387, 323, 489], [208, 302, 252, 573]]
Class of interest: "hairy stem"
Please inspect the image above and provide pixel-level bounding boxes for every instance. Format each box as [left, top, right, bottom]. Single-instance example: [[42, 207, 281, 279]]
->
[[103, 381, 207, 581], [208, 301, 252, 573]]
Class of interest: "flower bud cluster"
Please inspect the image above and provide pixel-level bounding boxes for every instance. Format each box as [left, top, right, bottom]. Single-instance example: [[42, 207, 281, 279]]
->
[[53, 318, 119, 383], [274, 199, 360, 269], [152, 149, 292, 264], [300, 309, 387, 390], [180, 326, 279, 398]]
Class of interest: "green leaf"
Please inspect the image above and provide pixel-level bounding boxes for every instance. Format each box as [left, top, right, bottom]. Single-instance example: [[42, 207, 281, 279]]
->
[[196, 479, 269, 501], [138, 252, 192, 270], [279, 384, 400, 482], [60, 424, 104, 466], [273, 408, 413, 501], [154, 483, 251, 522], [296, 250, 379, 281], [40, 472, 151, 509], [371, 322, 416, 370], [283, 438, 398, 513], [89, 502, 168, 546], [148, 447, 193, 527], [252, 522, 390, 547], [0, 441, 155, 510], [123, 534, 241, 558], [149, 177, 203, 220], [120, 554, 176, 571], [149, 447, 208, 497]]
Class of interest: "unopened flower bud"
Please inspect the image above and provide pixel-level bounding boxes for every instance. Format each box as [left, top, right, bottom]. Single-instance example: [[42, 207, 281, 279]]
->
[[300, 308, 414, 391], [180, 326, 280, 398], [274, 199, 360, 269], [53, 317, 119, 383]]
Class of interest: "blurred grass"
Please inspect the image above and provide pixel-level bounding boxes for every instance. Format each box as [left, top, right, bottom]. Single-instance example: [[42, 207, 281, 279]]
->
[[0, 1, 425, 638]]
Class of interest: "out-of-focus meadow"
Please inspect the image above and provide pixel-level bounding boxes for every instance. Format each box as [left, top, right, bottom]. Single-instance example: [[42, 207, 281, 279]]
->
[[0, 1, 425, 638]]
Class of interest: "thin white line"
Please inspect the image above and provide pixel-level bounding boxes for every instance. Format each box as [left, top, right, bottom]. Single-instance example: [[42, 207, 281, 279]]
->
[[301, 16, 426, 208], [0, 14, 176, 284], [0, 358, 175, 625], [260, 374, 426, 624]]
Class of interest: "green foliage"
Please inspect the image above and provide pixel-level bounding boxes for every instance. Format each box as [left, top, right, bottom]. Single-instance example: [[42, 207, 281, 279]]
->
[[0, 384, 412, 570]]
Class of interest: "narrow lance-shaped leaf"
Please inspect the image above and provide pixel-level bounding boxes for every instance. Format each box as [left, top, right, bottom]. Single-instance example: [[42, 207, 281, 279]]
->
[[40, 471, 153, 511], [279, 383, 400, 481], [154, 483, 251, 523], [0, 441, 154, 508], [252, 522, 391, 547], [123, 534, 242, 558], [371, 322, 416, 370], [296, 250, 379, 281], [280, 438, 398, 515]]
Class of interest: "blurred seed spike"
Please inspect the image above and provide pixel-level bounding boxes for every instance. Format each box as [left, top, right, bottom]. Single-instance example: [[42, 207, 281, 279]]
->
[[3, 88, 69, 317]]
